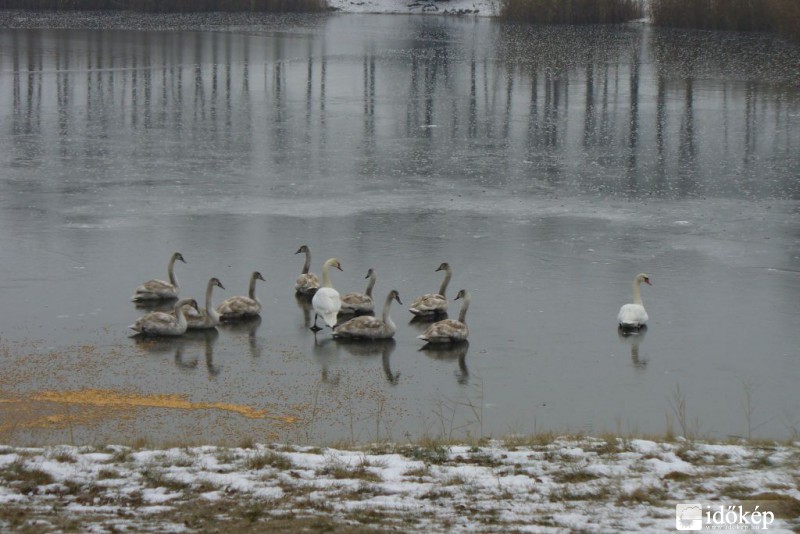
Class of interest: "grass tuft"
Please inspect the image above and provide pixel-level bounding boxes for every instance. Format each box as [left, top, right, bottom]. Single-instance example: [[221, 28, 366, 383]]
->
[[244, 450, 294, 471]]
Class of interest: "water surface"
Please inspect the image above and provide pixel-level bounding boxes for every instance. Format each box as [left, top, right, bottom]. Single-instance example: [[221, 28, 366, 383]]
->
[[1, 14, 799, 445]]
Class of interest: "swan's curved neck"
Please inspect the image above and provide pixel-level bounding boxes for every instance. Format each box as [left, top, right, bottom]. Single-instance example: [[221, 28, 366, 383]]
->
[[321, 262, 333, 288], [382, 294, 396, 331], [249, 275, 260, 299], [365, 273, 377, 297], [205, 280, 215, 314], [168, 255, 179, 287], [174, 299, 192, 326], [458, 295, 471, 324], [302, 250, 311, 275], [632, 280, 644, 306], [438, 267, 452, 297]]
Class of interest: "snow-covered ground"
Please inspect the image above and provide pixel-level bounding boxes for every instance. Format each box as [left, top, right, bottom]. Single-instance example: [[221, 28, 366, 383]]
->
[[1, 437, 798, 532], [327, 0, 500, 16]]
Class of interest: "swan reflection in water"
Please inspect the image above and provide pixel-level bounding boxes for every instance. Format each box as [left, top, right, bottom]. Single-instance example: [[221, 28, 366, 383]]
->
[[419, 340, 470, 385], [618, 325, 648, 370], [295, 293, 315, 329], [336, 338, 400, 385], [218, 315, 262, 359], [133, 298, 177, 312], [312, 335, 341, 385], [133, 328, 220, 377], [407, 312, 448, 333]]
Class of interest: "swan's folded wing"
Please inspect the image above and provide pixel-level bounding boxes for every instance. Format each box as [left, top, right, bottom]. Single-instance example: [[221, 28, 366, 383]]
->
[[132, 311, 177, 332], [217, 296, 258, 316], [313, 288, 341, 314], [341, 293, 373, 311], [409, 293, 447, 313], [133, 279, 177, 300], [617, 304, 648, 326], [295, 273, 320, 292], [419, 319, 467, 341]]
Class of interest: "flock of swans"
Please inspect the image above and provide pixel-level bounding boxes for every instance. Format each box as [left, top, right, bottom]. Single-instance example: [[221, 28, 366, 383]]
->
[[128, 247, 652, 342]]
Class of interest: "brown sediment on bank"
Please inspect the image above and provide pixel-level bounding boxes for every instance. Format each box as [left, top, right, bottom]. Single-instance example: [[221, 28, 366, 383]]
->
[[0, 0, 327, 12], [0, 388, 298, 434]]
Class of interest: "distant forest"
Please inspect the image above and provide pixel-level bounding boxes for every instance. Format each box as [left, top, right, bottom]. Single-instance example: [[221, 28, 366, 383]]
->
[[0, 0, 327, 12]]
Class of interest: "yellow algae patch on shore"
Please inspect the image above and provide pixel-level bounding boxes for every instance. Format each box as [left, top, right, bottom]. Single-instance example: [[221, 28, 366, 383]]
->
[[30, 389, 297, 422]]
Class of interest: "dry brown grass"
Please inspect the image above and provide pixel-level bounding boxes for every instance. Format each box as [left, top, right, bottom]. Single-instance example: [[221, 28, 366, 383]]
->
[[500, 0, 643, 24], [0, 0, 327, 12], [650, 0, 800, 40]]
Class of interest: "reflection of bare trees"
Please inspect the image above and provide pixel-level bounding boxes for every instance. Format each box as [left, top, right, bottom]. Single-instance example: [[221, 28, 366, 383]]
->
[[4, 19, 799, 208]]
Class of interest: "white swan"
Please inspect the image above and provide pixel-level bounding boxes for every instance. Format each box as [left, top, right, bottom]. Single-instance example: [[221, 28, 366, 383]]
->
[[340, 268, 377, 315], [294, 245, 320, 296], [216, 271, 265, 321], [617, 273, 652, 331], [334, 290, 401, 340], [409, 262, 452, 317], [311, 258, 343, 332], [183, 277, 225, 329], [131, 252, 186, 301], [417, 289, 470, 343], [129, 298, 198, 336]]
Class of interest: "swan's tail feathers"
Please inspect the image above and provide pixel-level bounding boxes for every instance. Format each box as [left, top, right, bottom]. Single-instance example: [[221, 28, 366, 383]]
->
[[322, 312, 338, 328], [618, 323, 647, 335], [127, 324, 143, 336]]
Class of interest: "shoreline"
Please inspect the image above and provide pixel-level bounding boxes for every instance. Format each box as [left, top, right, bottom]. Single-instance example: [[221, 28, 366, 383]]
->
[[1, 435, 799, 532]]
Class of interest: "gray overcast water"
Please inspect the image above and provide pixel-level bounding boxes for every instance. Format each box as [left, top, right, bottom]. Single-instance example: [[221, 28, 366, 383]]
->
[[1, 14, 799, 445]]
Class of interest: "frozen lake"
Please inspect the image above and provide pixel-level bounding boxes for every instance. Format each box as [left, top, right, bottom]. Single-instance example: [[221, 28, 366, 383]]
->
[[1, 14, 799, 446]]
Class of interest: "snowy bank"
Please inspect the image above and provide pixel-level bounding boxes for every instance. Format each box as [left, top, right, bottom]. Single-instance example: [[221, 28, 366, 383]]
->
[[327, 0, 500, 16], [1, 437, 798, 532]]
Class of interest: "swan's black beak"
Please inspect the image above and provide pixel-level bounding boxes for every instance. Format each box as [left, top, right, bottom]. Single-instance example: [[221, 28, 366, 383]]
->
[[395, 295, 403, 305], [219, 283, 226, 290], [644, 279, 652, 286]]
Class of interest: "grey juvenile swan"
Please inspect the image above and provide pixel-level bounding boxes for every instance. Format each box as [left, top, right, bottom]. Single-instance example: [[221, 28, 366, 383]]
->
[[131, 252, 186, 302], [334, 290, 402, 340]]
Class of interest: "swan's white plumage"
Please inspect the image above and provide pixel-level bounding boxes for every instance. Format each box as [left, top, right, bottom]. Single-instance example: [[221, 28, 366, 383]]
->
[[313, 287, 341, 327], [617, 303, 648, 327], [129, 298, 198, 336], [617, 273, 652, 329], [311, 258, 343, 329]]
